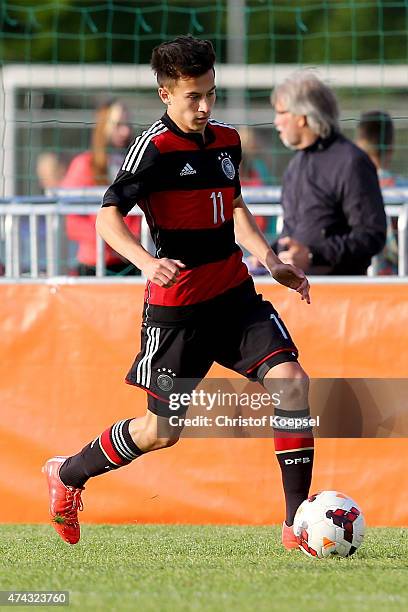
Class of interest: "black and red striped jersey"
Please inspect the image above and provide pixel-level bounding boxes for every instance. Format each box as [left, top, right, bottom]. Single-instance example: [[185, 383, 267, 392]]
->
[[102, 112, 250, 307]]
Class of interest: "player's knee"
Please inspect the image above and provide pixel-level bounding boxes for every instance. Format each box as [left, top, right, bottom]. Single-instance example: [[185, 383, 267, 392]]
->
[[264, 362, 309, 410], [141, 428, 180, 451], [154, 436, 180, 450], [285, 376, 309, 409], [135, 411, 182, 451]]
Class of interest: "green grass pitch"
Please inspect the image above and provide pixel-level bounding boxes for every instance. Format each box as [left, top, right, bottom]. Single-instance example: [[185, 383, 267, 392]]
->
[[1, 525, 407, 611]]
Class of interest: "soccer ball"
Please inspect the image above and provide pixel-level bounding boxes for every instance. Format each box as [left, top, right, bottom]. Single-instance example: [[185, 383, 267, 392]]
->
[[293, 490, 365, 559]]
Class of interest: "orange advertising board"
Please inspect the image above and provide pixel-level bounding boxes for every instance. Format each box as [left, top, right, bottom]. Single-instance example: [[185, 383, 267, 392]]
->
[[1, 281, 407, 526]]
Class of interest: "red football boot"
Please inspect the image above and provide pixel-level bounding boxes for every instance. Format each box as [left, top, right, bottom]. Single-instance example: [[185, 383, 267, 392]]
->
[[281, 521, 299, 550], [42, 456, 84, 545]]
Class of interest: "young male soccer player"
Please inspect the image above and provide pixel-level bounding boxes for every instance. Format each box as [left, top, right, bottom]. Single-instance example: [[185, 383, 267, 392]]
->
[[43, 35, 313, 547]]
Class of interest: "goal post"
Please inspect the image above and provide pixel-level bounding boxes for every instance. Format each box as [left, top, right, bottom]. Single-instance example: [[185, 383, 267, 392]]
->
[[1, 62, 407, 196]]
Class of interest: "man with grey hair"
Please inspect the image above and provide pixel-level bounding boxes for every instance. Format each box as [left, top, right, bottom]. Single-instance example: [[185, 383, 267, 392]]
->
[[272, 71, 386, 274]]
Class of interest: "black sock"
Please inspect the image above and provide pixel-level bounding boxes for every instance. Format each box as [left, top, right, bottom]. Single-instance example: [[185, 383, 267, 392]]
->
[[60, 418, 143, 489], [273, 408, 315, 526]]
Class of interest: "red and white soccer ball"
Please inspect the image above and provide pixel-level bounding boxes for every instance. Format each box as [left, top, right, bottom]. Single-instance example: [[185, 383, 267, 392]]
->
[[293, 490, 365, 559]]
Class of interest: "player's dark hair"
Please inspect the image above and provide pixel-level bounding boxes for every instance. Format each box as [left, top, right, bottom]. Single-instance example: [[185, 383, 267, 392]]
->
[[151, 35, 215, 87], [357, 111, 394, 152]]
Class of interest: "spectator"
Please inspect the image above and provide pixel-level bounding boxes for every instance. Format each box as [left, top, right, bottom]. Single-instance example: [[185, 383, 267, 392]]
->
[[271, 72, 386, 275], [355, 111, 398, 274], [36, 152, 67, 191], [238, 126, 271, 236], [355, 111, 394, 187], [61, 99, 141, 275], [238, 126, 270, 187], [17, 153, 68, 276]]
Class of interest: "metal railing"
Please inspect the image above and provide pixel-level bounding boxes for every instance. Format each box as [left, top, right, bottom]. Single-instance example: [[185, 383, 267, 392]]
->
[[0, 187, 407, 279]]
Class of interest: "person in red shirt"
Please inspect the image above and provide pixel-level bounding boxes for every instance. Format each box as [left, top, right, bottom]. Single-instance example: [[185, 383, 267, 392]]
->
[[44, 36, 312, 550], [61, 99, 141, 275]]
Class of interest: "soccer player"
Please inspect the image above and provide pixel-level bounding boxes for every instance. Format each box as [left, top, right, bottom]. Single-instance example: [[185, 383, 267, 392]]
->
[[43, 35, 313, 548]]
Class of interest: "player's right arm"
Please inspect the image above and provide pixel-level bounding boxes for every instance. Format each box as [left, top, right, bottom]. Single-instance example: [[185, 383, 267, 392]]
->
[[95, 207, 185, 287], [96, 136, 184, 288]]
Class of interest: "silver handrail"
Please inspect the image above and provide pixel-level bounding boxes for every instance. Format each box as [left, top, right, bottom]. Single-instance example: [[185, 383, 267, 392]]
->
[[29, 214, 39, 278], [398, 203, 408, 276], [0, 191, 407, 279]]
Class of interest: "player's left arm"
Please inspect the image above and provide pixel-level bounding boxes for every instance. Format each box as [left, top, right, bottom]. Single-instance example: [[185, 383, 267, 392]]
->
[[233, 195, 310, 303]]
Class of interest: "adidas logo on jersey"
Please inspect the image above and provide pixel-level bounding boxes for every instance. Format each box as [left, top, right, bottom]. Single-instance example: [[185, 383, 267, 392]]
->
[[180, 163, 197, 176]]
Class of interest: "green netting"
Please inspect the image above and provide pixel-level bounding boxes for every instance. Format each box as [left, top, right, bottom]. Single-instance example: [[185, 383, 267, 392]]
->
[[0, 0, 407, 196], [1, 0, 408, 64], [0, 0, 406, 276]]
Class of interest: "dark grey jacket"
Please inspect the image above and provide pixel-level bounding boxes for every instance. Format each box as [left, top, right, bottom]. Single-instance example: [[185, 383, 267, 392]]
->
[[277, 132, 387, 275]]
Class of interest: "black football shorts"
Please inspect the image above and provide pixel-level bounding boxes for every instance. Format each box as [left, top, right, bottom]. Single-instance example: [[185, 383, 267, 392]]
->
[[126, 278, 298, 417]]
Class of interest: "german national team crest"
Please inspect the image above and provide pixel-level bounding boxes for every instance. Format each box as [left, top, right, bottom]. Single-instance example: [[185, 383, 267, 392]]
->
[[156, 368, 176, 392], [218, 152, 235, 180]]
